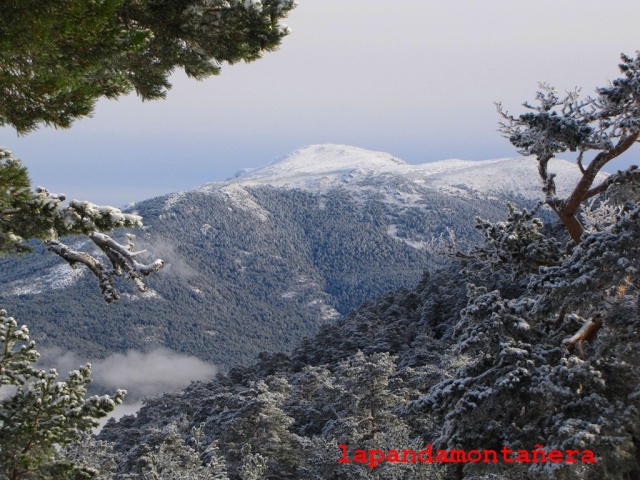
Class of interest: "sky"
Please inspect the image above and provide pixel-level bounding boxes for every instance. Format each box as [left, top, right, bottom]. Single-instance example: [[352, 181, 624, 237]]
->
[[2, 0, 640, 206]]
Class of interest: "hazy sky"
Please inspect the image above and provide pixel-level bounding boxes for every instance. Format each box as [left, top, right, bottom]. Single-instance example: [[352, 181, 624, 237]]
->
[[2, 0, 640, 205]]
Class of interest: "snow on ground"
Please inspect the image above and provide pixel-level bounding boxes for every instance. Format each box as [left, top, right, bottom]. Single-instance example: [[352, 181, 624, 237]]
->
[[219, 184, 270, 221], [229, 144, 486, 192], [386, 225, 428, 249], [425, 155, 593, 199], [306, 298, 341, 321], [212, 144, 605, 201], [163, 190, 187, 211], [121, 289, 163, 301], [236, 144, 408, 189], [168, 144, 607, 211], [6, 263, 86, 295]]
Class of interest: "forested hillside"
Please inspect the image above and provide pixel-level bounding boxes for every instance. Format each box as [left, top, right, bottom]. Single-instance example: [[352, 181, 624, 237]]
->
[[58, 57, 640, 478], [0, 146, 571, 367], [84, 186, 640, 478]]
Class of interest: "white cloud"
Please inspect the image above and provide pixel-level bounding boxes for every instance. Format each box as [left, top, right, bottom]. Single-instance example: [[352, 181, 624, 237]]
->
[[91, 348, 216, 401], [38, 347, 217, 403]]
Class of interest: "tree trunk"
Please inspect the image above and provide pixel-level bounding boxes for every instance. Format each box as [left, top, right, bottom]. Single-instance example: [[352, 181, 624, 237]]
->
[[559, 211, 584, 244]]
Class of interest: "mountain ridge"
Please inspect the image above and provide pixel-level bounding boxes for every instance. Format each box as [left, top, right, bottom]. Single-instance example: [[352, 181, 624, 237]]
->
[[168, 144, 603, 205]]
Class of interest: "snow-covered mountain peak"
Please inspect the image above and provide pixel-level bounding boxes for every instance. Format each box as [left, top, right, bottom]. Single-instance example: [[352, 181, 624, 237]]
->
[[220, 143, 491, 192], [271, 144, 406, 169], [232, 144, 406, 186], [184, 144, 607, 207]]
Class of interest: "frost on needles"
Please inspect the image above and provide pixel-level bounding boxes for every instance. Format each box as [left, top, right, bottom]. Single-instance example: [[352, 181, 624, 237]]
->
[[414, 53, 640, 479], [0, 0, 299, 301], [497, 52, 640, 244], [0, 309, 125, 480], [87, 52, 640, 479], [0, 148, 164, 303]]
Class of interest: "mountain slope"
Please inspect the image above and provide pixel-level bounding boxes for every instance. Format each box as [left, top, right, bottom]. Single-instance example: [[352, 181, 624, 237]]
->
[[0, 144, 595, 367]]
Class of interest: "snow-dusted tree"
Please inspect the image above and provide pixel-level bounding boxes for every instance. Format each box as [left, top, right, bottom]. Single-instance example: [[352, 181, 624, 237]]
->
[[0, 309, 125, 480], [237, 444, 268, 480], [414, 59, 640, 475], [414, 193, 640, 478], [498, 52, 640, 243], [313, 351, 442, 479], [211, 375, 304, 478], [328, 352, 404, 444], [0, 148, 163, 303], [62, 421, 230, 479], [59, 434, 121, 480], [470, 203, 565, 277], [436, 290, 636, 478], [1, 0, 298, 133], [287, 364, 338, 438], [135, 422, 229, 480]]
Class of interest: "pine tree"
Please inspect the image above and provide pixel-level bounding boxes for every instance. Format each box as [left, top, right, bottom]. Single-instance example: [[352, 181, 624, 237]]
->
[[408, 54, 640, 478], [415, 189, 640, 479], [0, 0, 297, 301], [315, 351, 435, 479], [0, 148, 163, 302], [0, 309, 125, 480], [215, 376, 304, 478], [498, 52, 640, 244], [136, 422, 230, 480], [0, 0, 298, 133]]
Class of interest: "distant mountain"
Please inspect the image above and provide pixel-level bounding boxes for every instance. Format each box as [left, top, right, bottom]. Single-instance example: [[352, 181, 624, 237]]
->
[[0, 145, 597, 367], [200, 143, 589, 200]]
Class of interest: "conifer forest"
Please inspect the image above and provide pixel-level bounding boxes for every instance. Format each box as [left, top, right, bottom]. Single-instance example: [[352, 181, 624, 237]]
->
[[1, 2, 639, 479]]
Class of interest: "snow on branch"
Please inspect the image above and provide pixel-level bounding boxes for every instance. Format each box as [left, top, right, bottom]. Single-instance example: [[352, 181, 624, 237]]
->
[[0, 148, 164, 302], [456, 203, 566, 278], [45, 240, 119, 303], [90, 232, 164, 292], [497, 52, 640, 243], [46, 234, 164, 304], [41, 189, 164, 303]]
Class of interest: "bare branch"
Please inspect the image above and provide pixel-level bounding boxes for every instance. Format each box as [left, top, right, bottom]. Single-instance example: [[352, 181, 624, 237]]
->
[[45, 233, 164, 304], [583, 179, 611, 201], [45, 240, 119, 303], [577, 151, 586, 174], [562, 314, 603, 353]]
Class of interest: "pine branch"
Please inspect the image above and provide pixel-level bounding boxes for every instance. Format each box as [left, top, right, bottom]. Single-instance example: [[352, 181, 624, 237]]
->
[[45, 240, 119, 303], [498, 53, 640, 243], [89, 232, 164, 292], [46, 234, 164, 303]]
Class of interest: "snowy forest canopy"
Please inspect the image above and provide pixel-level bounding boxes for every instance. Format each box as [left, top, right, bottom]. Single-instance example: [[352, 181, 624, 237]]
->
[[1, 3, 640, 477]]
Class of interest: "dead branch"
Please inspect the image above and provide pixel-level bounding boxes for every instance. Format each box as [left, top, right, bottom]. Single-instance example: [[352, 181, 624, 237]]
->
[[562, 314, 603, 353]]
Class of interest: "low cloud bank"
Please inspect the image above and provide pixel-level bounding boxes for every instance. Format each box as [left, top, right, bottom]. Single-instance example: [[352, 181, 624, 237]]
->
[[38, 347, 217, 403]]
